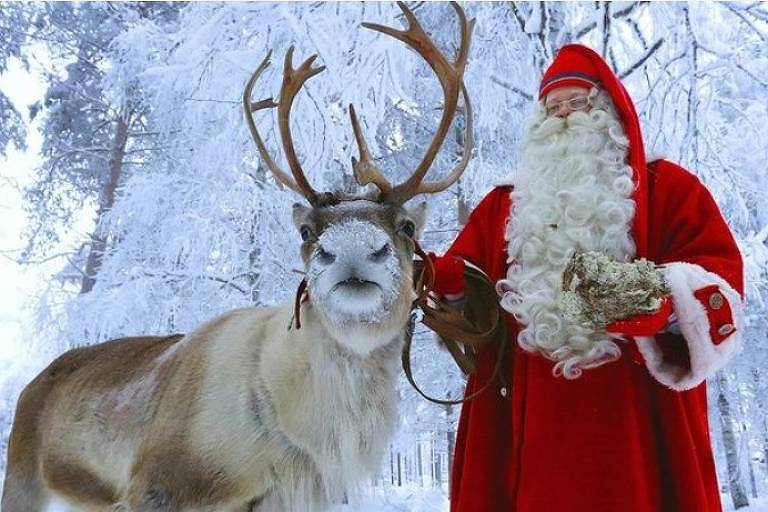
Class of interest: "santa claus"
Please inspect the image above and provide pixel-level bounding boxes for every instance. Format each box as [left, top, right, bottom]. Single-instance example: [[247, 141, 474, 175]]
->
[[431, 44, 744, 511]]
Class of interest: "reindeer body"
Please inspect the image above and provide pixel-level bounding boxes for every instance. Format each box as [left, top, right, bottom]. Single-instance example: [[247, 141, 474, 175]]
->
[[4, 302, 403, 511]]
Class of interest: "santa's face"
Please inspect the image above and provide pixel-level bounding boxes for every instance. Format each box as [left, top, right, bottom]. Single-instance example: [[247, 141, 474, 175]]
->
[[544, 85, 592, 118], [497, 88, 636, 378]]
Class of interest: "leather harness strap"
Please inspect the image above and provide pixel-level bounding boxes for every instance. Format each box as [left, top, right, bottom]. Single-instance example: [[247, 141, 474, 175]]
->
[[292, 278, 309, 330], [407, 241, 509, 405]]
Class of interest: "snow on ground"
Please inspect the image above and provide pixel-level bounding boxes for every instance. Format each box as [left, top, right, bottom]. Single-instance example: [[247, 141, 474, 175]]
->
[[330, 485, 449, 512], [331, 489, 768, 512]]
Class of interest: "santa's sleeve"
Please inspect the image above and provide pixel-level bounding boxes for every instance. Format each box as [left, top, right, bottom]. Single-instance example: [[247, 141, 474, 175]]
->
[[431, 187, 509, 297], [634, 161, 745, 391]]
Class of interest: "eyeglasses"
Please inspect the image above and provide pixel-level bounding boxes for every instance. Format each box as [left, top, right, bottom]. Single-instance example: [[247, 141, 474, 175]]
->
[[544, 96, 591, 117]]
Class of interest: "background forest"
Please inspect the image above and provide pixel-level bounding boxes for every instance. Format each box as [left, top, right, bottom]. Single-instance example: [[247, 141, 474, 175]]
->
[[1, 2, 767, 510]]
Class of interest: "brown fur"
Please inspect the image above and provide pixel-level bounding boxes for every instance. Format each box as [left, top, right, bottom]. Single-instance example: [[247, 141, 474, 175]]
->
[[2, 335, 181, 512], [1, 334, 196, 511]]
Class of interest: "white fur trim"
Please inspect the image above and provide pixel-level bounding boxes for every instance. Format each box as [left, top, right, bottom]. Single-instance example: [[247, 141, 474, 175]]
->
[[635, 262, 744, 391]]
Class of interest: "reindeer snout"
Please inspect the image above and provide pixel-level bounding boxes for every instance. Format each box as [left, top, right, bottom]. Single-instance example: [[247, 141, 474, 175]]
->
[[316, 240, 391, 268], [313, 220, 395, 282], [315, 243, 389, 265], [368, 243, 391, 263]]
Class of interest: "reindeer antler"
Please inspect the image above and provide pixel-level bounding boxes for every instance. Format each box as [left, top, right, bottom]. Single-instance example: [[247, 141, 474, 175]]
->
[[351, 1, 475, 204], [243, 51, 299, 194], [349, 104, 393, 194], [245, 2, 474, 206], [243, 47, 325, 205]]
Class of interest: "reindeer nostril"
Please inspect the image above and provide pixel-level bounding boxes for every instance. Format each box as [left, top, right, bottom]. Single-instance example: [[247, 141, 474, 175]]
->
[[369, 244, 390, 263], [317, 247, 336, 265]]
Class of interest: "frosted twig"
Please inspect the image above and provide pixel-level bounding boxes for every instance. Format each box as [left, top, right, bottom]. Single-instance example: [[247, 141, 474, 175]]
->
[[619, 38, 664, 80]]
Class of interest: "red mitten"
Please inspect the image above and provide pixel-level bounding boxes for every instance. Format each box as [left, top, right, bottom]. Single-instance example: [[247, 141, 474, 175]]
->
[[428, 252, 465, 296], [605, 296, 673, 336]]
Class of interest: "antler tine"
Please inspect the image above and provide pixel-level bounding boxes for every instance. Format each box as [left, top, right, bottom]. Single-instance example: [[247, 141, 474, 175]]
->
[[277, 46, 326, 205], [412, 82, 474, 195], [349, 104, 393, 194], [363, 1, 475, 204], [243, 51, 302, 195]]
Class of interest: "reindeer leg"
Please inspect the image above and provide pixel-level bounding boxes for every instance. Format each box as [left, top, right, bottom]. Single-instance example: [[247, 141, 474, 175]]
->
[[2, 374, 53, 511], [0, 469, 47, 512]]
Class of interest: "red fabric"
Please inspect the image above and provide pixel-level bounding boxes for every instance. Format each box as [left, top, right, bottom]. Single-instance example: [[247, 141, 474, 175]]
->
[[445, 160, 743, 511], [539, 48, 600, 99], [428, 252, 465, 295], [606, 296, 673, 337], [693, 284, 737, 346]]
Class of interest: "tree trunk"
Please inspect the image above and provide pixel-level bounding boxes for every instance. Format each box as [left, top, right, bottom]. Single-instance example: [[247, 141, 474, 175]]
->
[[717, 374, 749, 509], [390, 446, 395, 486], [404, 453, 410, 483], [430, 437, 435, 484], [80, 115, 130, 293], [750, 369, 768, 475], [747, 455, 757, 499], [417, 438, 424, 487], [445, 402, 455, 490], [764, 420, 768, 476]]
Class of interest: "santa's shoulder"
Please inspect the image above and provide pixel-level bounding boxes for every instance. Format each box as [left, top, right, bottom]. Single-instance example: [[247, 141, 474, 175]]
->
[[476, 182, 515, 199], [646, 157, 704, 188], [463, 185, 515, 220]]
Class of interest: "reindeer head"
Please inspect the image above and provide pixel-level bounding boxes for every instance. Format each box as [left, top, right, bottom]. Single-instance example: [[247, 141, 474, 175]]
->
[[243, 2, 474, 355]]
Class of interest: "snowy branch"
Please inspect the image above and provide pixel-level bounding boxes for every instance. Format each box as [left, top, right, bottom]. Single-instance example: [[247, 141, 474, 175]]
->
[[574, 2, 644, 40], [489, 76, 533, 101], [723, 2, 768, 43], [618, 38, 664, 80]]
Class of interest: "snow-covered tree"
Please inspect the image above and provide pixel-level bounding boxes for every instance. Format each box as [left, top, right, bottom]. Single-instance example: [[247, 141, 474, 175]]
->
[[0, 3, 31, 154], [21, 3, 182, 291]]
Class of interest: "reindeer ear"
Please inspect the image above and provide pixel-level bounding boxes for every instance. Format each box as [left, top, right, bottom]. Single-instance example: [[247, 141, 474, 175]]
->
[[406, 201, 428, 239], [292, 202, 311, 230]]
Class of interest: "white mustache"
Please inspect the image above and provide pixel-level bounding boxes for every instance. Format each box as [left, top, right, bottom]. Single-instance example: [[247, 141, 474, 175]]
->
[[531, 110, 596, 137], [530, 116, 566, 140]]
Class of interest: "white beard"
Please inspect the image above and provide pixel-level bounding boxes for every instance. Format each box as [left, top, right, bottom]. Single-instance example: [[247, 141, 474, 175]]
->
[[497, 92, 637, 378]]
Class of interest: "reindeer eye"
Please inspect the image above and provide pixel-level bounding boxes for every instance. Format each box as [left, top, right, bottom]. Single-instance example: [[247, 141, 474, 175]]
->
[[399, 220, 416, 239], [299, 226, 314, 242]]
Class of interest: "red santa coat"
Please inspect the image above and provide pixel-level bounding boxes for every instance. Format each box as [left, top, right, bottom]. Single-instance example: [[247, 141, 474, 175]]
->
[[444, 159, 744, 512]]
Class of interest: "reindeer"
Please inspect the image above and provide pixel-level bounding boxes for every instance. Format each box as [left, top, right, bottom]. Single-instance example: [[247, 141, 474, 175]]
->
[[2, 3, 474, 511]]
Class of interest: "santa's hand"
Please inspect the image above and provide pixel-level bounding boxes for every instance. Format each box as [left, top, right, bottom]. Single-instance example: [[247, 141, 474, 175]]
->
[[605, 296, 673, 336]]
